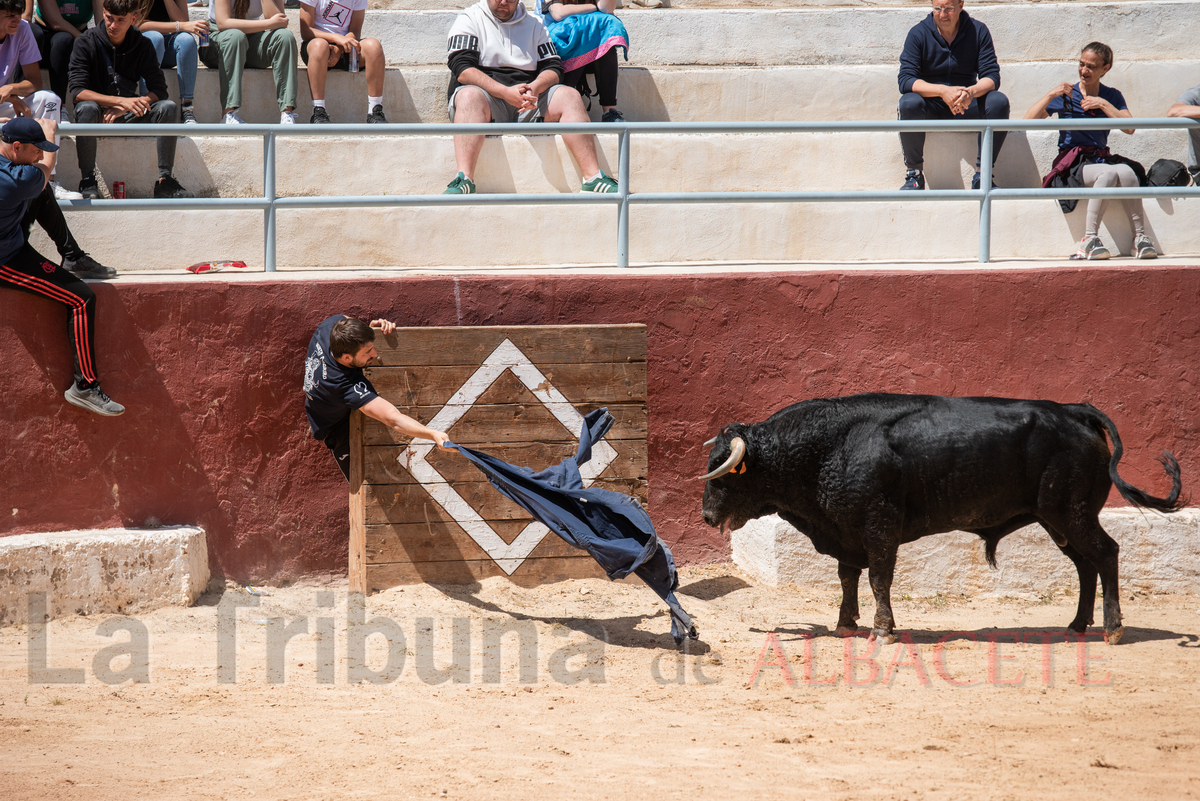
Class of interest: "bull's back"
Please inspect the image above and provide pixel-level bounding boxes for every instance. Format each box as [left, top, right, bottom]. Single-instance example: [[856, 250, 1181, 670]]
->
[[771, 394, 1113, 535]]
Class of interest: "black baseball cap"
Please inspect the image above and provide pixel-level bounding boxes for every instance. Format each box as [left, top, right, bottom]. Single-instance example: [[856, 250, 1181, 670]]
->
[[2, 117, 59, 152]]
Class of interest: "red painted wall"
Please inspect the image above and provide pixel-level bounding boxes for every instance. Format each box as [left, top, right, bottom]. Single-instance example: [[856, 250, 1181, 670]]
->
[[3, 267, 1197, 581]]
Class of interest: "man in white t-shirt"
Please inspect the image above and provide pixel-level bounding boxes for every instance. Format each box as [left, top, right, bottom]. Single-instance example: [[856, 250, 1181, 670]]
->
[[0, 0, 79, 200], [443, 0, 617, 194], [299, 0, 386, 123]]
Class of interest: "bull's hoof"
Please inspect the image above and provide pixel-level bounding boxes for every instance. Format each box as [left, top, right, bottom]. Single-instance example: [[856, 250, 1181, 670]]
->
[[834, 624, 859, 636], [1067, 619, 1089, 634], [869, 629, 897, 645], [1104, 626, 1124, 646]]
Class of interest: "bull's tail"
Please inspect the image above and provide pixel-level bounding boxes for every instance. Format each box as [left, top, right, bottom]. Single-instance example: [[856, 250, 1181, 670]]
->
[[1085, 406, 1186, 513]]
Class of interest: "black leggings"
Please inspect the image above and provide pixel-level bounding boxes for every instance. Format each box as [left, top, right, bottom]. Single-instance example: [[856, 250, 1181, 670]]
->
[[564, 47, 619, 109], [31, 22, 75, 112], [0, 242, 98, 388]]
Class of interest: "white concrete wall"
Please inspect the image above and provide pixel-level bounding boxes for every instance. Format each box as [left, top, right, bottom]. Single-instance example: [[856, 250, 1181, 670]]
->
[[732, 509, 1200, 596], [0, 527, 210, 626], [38, 125, 1200, 269], [333, 3, 1200, 68]]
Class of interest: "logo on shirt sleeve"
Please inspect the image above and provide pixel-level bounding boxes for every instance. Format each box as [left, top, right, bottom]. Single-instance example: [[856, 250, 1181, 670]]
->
[[537, 41, 558, 59], [303, 343, 326, 394], [352, 382, 372, 399], [448, 34, 479, 53]]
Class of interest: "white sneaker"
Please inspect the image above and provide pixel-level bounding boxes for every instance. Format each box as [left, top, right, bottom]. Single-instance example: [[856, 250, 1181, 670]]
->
[[222, 109, 245, 125], [280, 111, 297, 124], [51, 181, 84, 200]]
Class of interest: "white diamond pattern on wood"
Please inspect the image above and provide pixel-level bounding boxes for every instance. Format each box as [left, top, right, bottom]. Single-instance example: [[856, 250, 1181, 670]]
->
[[397, 339, 617, 574]]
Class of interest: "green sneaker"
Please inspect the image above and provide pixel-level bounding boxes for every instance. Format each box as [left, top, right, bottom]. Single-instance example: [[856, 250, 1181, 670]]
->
[[581, 172, 618, 193], [443, 172, 476, 194]]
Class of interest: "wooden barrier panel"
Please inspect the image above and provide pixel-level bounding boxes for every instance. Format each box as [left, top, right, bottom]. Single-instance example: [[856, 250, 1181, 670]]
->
[[349, 325, 648, 593]]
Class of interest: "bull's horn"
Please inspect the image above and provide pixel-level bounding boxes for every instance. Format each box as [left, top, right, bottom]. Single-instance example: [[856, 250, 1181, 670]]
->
[[700, 437, 745, 481], [703, 436, 719, 447]]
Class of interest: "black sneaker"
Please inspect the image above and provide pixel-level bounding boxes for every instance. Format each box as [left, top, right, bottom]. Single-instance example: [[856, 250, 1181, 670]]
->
[[310, 106, 331, 124], [62, 253, 117, 280], [64, 383, 125, 416], [79, 176, 100, 199], [601, 109, 626, 123], [367, 105, 387, 124], [154, 175, 194, 199], [971, 172, 999, 190], [900, 169, 925, 190]]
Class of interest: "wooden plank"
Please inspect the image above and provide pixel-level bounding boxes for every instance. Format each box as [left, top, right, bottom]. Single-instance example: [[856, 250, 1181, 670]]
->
[[362, 403, 646, 445], [363, 480, 649, 526], [363, 440, 647, 485], [349, 411, 367, 595], [373, 325, 646, 367], [365, 363, 647, 407], [366, 556, 606, 590], [365, 520, 587, 565]]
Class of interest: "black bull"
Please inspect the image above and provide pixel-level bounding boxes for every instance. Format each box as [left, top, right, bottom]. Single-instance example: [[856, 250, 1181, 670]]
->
[[701, 394, 1184, 644]]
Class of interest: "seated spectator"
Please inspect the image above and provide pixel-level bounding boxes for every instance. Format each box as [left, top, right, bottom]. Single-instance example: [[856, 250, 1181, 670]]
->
[[1026, 42, 1155, 260], [443, 0, 617, 194], [299, 0, 386, 124], [67, 0, 193, 198], [0, 116, 124, 415], [897, 0, 1009, 190], [0, 0, 79, 198], [200, 0, 298, 124], [536, 0, 628, 123], [136, 0, 208, 124], [23, 177, 113, 277], [28, 0, 102, 119], [1166, 84, 1200, 185]]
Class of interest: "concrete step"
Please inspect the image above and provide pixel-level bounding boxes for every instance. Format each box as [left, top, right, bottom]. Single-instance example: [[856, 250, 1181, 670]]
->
[[37, 124, 1200, 269], [733, 509, 1200, 595], [49, 124, 1196, 196], [134, 59, 1200, 127], [0, 526, 209, 626], [35, 191, 1198, 269], [266, 2, 1198, 69]]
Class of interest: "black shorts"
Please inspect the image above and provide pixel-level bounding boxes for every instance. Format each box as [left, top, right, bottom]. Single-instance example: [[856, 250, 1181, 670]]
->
[[301, 43, 352, 70], [322, 415, 352, 481]]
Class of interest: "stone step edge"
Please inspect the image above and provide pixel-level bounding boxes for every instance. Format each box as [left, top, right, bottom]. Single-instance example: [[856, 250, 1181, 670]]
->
[[0, 526, 211, 627]]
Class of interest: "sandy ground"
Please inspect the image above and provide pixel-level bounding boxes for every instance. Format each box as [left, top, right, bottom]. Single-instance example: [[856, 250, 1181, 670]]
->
[[2, 565, 1198, 800]]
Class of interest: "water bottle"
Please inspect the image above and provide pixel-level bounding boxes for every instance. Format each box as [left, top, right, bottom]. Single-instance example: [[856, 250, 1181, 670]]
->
[[349, 46, 358, 73]]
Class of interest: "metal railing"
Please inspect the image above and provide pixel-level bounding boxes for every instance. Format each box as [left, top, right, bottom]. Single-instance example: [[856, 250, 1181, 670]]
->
[[58, 117, 1200, 269]]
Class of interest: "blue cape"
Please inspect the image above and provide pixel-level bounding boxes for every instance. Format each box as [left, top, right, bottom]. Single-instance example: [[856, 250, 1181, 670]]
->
[[451, 408, 697, 643]]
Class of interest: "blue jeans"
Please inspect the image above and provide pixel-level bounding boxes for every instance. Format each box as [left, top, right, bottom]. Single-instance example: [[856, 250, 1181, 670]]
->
[[142, 30, 198, 102]]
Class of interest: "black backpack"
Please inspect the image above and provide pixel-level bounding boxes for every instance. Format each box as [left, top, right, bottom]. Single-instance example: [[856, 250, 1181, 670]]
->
[[1147, 158, 1192, 187]]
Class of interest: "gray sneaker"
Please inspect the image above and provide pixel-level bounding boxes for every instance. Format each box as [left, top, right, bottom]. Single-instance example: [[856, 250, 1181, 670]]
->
[[1073, 234, 1110, 260], [1133, 233, 1157, 259], [65, 383, 125, 416]]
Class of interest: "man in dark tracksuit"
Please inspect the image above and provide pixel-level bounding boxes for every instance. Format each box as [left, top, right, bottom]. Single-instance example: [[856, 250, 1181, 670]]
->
[[0, 116, 124, 416], [896, 0, 1009, 191], [67, 0, 192, 199]]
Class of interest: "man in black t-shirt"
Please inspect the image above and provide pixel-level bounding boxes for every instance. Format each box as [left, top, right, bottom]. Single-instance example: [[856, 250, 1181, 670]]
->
[[304, 315, 450, 481]]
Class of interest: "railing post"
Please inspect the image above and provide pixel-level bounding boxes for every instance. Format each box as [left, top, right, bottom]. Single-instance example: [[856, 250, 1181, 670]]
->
[[617, 126, 630, 268], [978, 125, 993, 263], [264, 130, 277, 273]]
